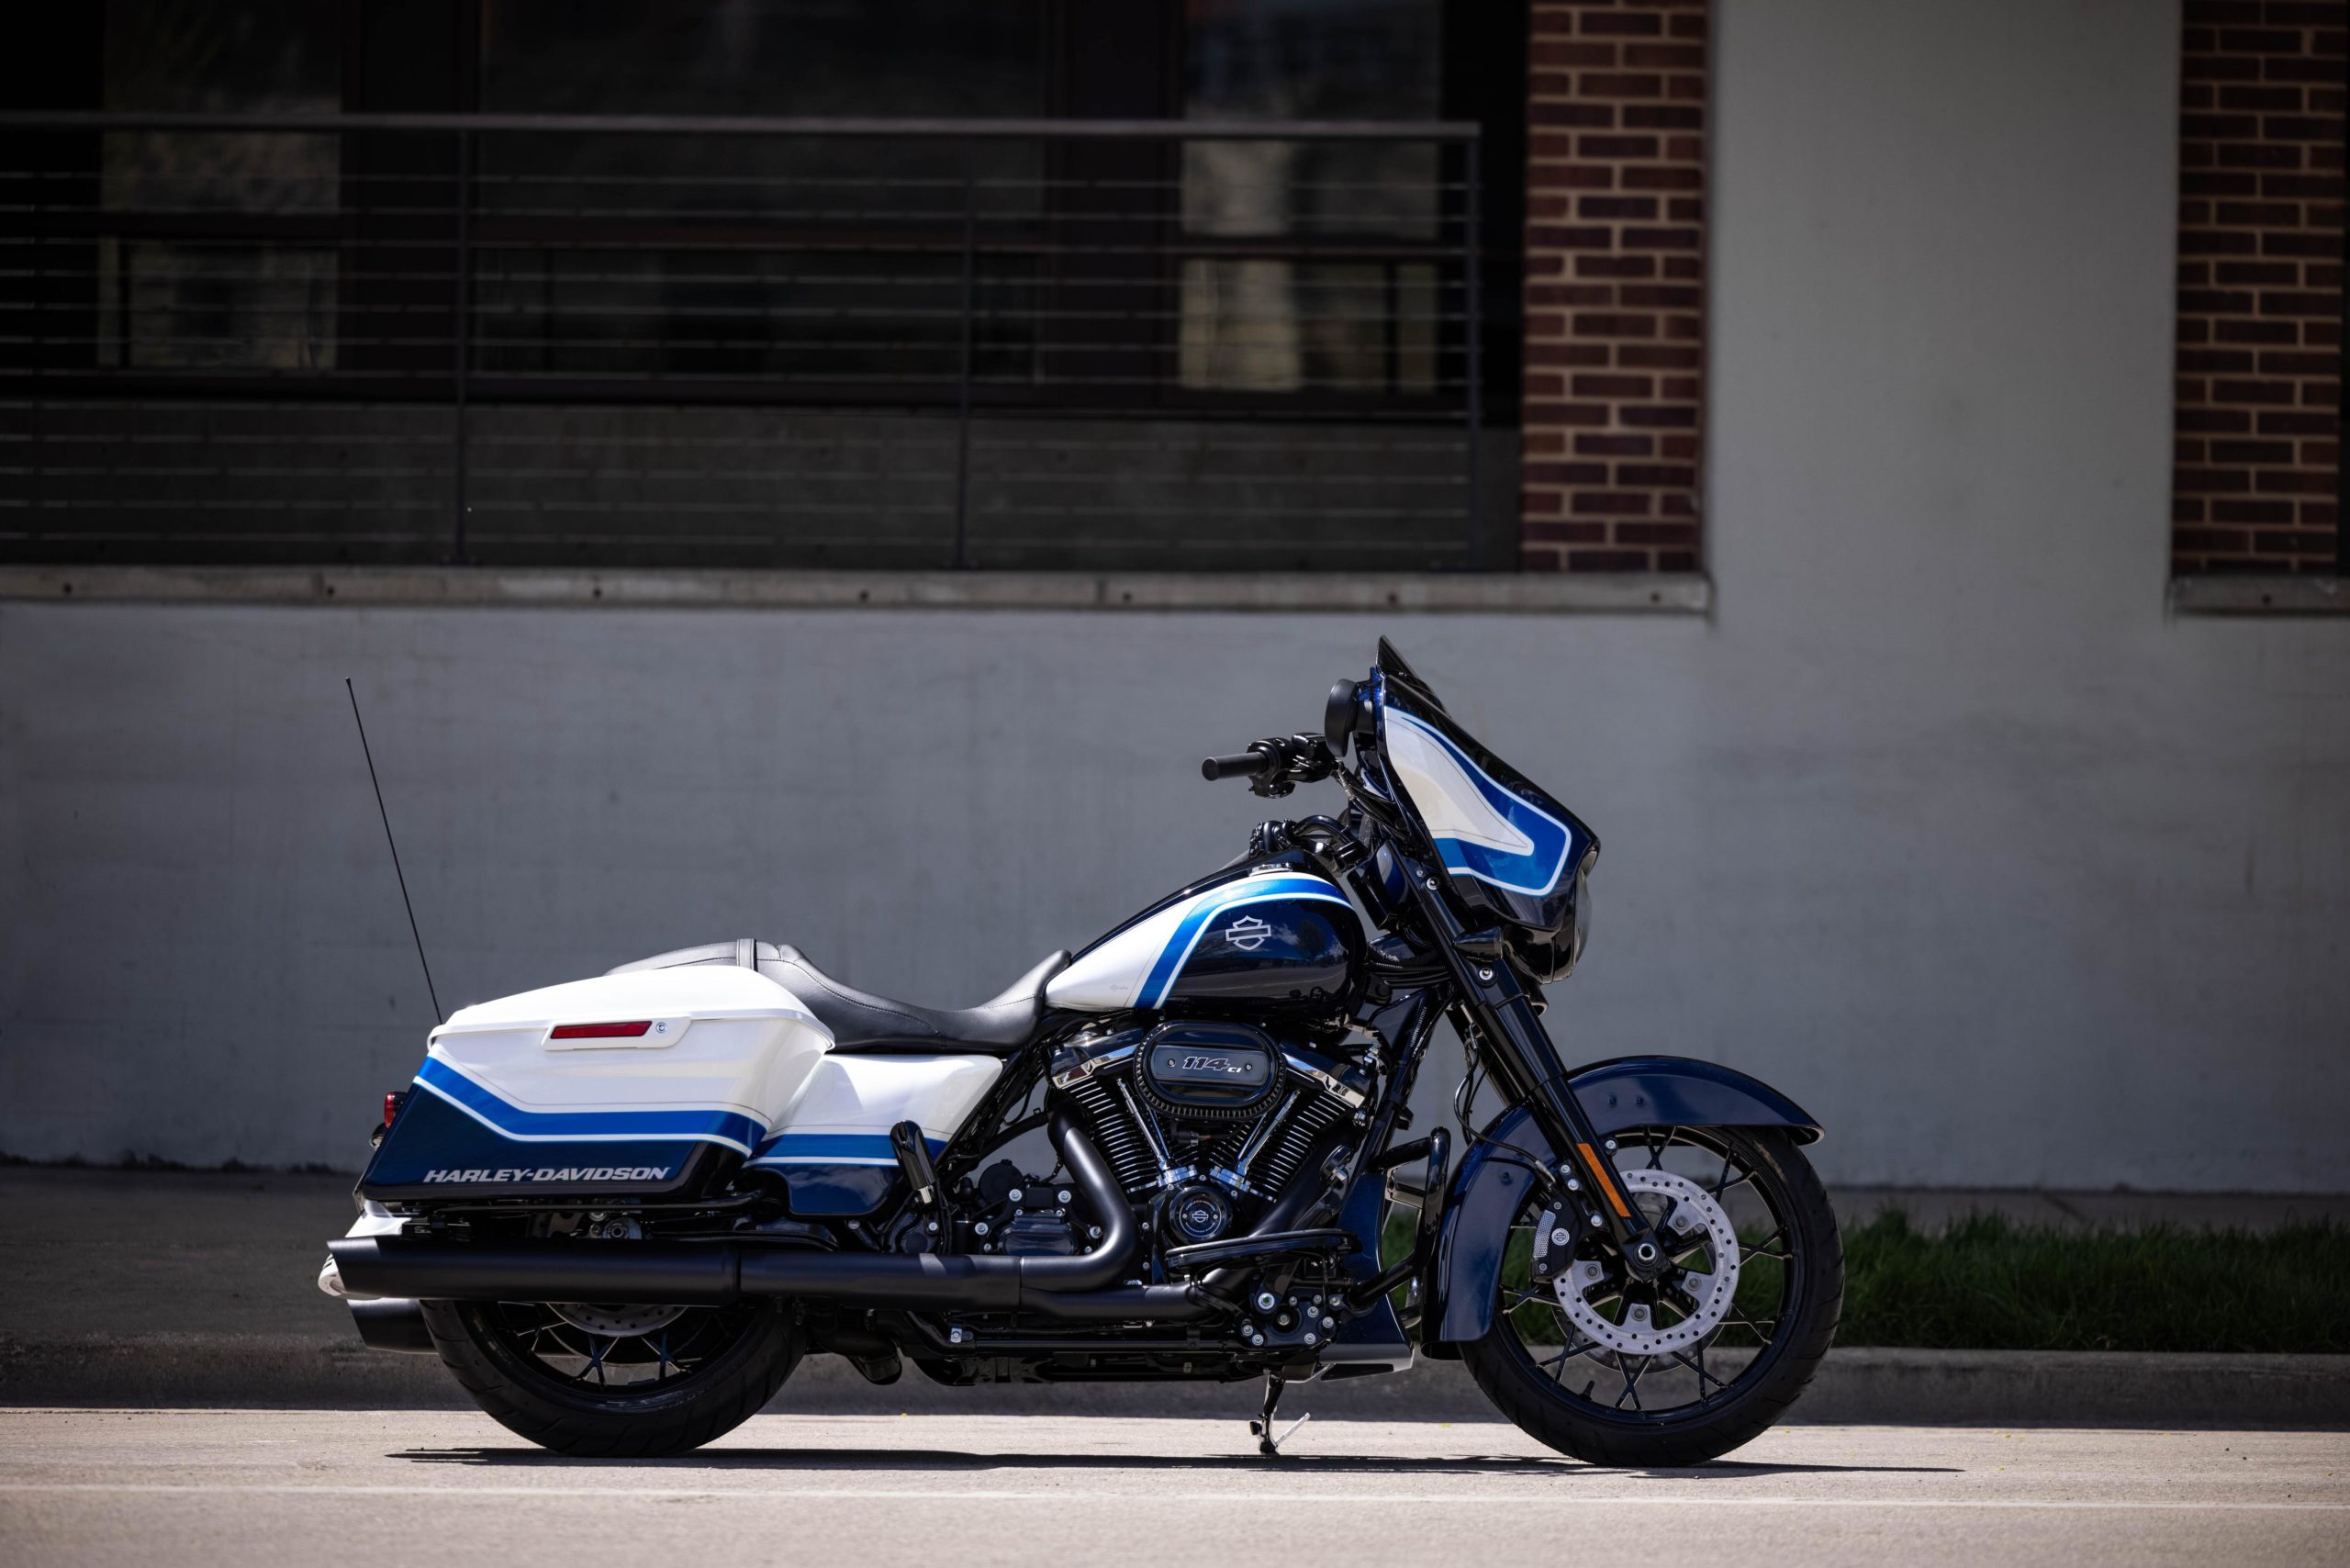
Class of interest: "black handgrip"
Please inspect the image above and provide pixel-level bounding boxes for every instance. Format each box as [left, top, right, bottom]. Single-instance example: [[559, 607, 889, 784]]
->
[[1202, 750, 1270, 781]]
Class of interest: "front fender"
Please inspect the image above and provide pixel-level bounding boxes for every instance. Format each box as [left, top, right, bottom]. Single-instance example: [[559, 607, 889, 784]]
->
[[1424, 1056, 1820, 1349]]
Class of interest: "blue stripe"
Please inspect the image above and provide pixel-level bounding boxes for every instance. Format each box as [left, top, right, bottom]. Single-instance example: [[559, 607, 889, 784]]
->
[[414, 1056, 766, 1154], [747, 1132, 946, 1165], [1386, 710, 1572, 898], [1136, 875, 1352, 1010]]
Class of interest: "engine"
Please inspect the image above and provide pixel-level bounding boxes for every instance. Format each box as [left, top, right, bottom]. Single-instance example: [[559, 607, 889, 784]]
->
[[1049, 1021, 1371, 1248]]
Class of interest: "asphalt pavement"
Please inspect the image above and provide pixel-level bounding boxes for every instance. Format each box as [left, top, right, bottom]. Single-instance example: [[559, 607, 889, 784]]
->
[[1, 1409, 2344, 1568]]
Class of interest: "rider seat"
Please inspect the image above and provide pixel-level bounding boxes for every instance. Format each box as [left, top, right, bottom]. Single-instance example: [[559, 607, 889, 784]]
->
[[608, 939, 1066, 1057]]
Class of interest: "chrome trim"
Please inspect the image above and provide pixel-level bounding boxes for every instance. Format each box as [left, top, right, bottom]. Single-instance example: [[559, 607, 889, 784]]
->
[[1114, 1079, 1181, 1188], [1310, 1343, 1416, 1377], [1282, 1053, 1368, 1110], [1051, 1040, 1137, 1090], [1206, 1165, 1263, 1199], [1230, 1088, 1300, 1185]]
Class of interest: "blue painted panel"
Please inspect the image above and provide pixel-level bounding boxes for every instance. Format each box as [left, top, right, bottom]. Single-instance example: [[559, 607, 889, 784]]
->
[[362, 1089, 720, 1194], [770, 1162, 901, 1216], [413, 1056, 764, 1153]]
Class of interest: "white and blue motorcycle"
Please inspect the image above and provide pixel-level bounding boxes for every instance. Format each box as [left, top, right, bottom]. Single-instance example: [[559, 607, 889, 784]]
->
[[323, 641, 1841, 1463]]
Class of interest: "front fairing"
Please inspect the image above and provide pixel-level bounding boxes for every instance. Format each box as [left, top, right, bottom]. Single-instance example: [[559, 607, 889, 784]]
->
[[1366, 644, 1598, 936]]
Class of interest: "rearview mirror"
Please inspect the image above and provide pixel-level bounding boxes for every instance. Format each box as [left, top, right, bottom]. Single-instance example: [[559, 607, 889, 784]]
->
[[1325, 679, 1362, 757]]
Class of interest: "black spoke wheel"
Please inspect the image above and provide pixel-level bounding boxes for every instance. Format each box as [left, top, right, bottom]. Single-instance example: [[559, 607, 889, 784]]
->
[[1460, 1126, 1841, 1467], [420, 1295, 802, 1458]]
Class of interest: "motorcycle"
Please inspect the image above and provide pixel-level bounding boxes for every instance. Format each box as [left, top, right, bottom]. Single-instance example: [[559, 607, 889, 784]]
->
[[320, 640, 1841, 1464]]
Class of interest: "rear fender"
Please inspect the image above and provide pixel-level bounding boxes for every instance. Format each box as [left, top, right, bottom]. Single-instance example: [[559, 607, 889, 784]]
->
[[1425, 1057, 1820, 1348]]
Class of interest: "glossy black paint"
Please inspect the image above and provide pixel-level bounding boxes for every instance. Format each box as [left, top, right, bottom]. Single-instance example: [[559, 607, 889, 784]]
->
[[1160, 894, 1365, 1020], [1424, 1056, 1823, 1345]]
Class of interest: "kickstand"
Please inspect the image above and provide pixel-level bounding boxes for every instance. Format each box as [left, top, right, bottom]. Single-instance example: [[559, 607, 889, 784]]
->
[[1247, 1373, 1311, 1457]]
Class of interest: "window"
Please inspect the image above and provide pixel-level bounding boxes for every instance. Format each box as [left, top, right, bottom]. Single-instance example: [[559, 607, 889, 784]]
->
[[1181, 0, 1447, 395], [98, 0, 341, 369], [4, 0, 1509, 573]]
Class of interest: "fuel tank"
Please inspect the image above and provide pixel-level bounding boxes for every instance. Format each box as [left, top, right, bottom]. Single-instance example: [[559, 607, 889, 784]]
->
[[1045, 866, 1364, 1021]]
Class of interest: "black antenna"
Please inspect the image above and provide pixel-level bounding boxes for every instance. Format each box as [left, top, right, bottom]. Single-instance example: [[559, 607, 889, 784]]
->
[[346, 678, 443, 1024]]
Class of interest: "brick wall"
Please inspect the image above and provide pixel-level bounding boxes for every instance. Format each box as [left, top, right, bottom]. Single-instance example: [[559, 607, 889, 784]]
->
[[1520, 0, 1708, 573], [2173, 2, 2344, 577]]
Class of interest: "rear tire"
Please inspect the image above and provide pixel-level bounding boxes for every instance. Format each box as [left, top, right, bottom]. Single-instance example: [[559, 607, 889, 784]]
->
[[1459, 1126, 1841, 1468], [420, 1297, 801, 1458]]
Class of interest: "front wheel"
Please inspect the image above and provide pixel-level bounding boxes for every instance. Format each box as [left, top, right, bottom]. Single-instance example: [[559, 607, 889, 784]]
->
[[420, 1296, 802, 1457], [1460, 1125, 1841, 1467]]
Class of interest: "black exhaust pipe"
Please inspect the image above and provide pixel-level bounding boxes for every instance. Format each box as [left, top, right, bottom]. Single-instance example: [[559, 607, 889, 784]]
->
[[348, 1296, 435, 1353], [330, 1114, 1220, 1322]]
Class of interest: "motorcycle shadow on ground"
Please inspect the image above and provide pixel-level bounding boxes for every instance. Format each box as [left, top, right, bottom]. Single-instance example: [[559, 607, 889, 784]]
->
[[386, 1447, 1957, 1480]]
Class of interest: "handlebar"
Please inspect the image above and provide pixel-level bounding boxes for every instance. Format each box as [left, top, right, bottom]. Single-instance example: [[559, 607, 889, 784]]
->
[[1201, 734, 1337, 799], [1201, 750, 1273, 781]]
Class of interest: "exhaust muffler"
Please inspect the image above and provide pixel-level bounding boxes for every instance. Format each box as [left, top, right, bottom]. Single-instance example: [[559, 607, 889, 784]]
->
[[329, 1114, 1221, 1323]]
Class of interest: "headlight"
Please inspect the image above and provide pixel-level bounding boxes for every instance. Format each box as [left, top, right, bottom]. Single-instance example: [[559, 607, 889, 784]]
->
[[1508, 851, 1595, 985]]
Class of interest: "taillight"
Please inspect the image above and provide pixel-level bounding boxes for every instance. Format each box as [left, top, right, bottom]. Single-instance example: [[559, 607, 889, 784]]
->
[[384, 1092, 406, 1126], [548, 1020, 655, 1040]]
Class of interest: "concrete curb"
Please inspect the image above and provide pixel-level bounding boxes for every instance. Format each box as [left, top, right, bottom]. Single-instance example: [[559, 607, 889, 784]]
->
[[5, 1336, 2345, 1428]]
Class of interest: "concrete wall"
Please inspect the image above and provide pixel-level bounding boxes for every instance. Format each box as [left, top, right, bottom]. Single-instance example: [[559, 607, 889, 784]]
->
[[5, 0, 2345, 1188]]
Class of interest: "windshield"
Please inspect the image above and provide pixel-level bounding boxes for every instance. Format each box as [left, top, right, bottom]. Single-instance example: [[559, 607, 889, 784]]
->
[[1368, 639, 1597, 937], [1376, 637, 1444, 709]]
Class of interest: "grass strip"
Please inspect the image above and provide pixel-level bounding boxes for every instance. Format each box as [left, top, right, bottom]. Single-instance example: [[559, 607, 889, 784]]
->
[[1836, 1211, 2350, 1353]]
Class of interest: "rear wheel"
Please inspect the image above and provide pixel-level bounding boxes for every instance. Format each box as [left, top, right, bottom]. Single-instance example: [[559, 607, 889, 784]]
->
[[1460, 1126, 1841, 1467], [420, 1296, 801, 1457]]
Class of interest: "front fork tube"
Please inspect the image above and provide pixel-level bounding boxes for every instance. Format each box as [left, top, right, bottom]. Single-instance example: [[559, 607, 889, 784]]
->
[[1411, 879, 1670, 1278]]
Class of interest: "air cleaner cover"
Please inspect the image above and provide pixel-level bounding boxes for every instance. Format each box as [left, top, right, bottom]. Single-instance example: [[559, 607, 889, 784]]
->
[[1139, 1021, 1280, 1119]]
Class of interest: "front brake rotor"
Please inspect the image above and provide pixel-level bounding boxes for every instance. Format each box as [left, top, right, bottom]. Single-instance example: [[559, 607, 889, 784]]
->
[[1541, 1167, 1741, 1356]]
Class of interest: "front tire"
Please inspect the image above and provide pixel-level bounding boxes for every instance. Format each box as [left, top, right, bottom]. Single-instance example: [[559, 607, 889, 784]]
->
[[1460, 1126, 1841, 1467], [420, 1297, 802, 1458]]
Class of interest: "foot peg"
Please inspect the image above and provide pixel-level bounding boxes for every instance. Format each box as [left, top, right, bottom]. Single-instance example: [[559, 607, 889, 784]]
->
[[1165, 1226, 1356, 1274]]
